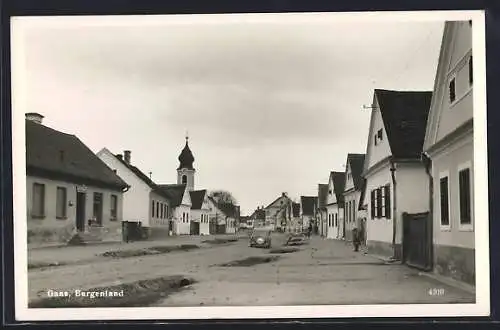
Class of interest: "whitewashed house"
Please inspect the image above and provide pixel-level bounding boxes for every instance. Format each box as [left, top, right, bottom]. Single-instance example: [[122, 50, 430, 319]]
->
[[97, 148, 172, 239], [158, 184, 191, 235], [317, 184, 329, 237], [343, 153, 365, 241], [423, 21, 474, 284], [326, 171, 346, 240], [189, 189, 210, 235], [362, 89, 432, 260], [26, 113, 128, 245], [263, 192, 292, 231]]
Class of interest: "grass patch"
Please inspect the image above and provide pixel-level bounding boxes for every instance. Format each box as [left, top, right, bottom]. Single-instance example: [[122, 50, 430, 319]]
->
[[216, 256, 280, 267], [100, 244, 201, 259], [29, 275, 195, 308], [202, 238, 238, 245], [269, 247, 299, 254]]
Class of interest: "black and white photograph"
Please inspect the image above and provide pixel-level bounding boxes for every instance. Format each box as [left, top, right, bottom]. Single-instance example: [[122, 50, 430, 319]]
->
[[11, 10, 489, 320]]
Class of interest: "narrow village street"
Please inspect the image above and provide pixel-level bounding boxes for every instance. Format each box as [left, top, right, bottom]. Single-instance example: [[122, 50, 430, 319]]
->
[[28, 233, 474, 307]]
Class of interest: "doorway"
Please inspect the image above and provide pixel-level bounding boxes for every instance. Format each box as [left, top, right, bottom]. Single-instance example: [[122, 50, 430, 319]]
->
[[76, 192, 86, 231]]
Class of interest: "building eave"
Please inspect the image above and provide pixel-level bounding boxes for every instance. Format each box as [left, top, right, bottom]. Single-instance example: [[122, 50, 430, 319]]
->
[[424, 118, 473, 158]]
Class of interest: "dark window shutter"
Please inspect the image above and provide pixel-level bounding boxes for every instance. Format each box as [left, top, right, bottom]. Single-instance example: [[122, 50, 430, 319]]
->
[[384, 185, 391, 219], [376, 188, 382, 218], [370, 190, 375, 219], [459, 168, 472, 224]]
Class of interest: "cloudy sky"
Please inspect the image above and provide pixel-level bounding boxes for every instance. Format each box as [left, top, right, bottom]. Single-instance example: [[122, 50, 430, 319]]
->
[[13, 13, 445, 215]]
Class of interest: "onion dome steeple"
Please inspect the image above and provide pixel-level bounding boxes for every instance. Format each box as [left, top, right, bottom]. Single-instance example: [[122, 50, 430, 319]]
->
[[177, 133, 195, 170]]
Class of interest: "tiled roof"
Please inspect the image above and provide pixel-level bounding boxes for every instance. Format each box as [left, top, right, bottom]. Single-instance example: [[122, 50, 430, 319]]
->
[[26, 120, 128, 190], [330, 171, 346, 204], [251, 208, 266, 220], [318, 184, 329, 208], [189, 190, 207, 210], [217, 202, 240, 218], [112, 153, 170, 199], [300, 196, 317, 216], [158, 184, 186, 207], [375, 89, 432, 159], [347, 153, 365, 191]]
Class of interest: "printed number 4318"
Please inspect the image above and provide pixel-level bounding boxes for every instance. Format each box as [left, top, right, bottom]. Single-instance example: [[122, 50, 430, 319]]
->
[[428, 288, 445, 296]]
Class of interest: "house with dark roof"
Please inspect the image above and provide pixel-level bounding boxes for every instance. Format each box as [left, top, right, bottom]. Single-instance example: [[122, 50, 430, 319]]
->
[[250, 207, 266, 228], [26, 113, 129, 245], [423, 21, 475, 285], [316, 184, 329, 237], [97, 148, 172, 239], [343, 153, 366, 241], [207, 196, 239, 234], [326, 171, 346, 240], [157, 184, 192, 235], [189, 189, 210, 235], [263, 192, 292, 230], [300, 196, 318, 232], [361, 88, 432, 260]]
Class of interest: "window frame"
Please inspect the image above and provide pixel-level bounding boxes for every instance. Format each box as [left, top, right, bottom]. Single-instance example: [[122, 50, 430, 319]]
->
[[32, 182, 46, 218], [457, 161, 474, 231], [438, 170, 451, 231], [56, 186, 67, 219], [110, 194, 118, 221], [448, 74, 457, 104]]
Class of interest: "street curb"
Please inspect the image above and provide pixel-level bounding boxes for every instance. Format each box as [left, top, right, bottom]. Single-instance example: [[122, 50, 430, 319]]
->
[[417, 271, 476, 295]]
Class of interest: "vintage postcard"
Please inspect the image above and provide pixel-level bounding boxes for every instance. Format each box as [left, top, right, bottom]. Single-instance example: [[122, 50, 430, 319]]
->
[[11, 10, 489, 320]]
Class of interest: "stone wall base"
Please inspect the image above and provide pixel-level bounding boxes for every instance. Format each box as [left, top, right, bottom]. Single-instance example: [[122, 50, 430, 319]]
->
[[367, 240, 402, 259], [434, 244, 475, 285]]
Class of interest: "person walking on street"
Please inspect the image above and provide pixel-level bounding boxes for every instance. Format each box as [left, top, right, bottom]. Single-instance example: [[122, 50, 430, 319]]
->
[[352, 227, 360, 252], [307, 223, 313, 238]]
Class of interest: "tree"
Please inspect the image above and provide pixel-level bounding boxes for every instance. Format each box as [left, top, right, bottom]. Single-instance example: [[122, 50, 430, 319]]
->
[[209, 190, 238, 205]]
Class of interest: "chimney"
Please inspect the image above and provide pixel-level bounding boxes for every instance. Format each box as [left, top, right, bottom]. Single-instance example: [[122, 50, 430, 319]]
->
[[124, 150, 131, 164], [25, 112, 44, 124]]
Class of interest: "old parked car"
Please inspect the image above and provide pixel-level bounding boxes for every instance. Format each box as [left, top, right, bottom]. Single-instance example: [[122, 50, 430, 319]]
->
[[249, 229, 272, 248], [285, 232, 306, 246]]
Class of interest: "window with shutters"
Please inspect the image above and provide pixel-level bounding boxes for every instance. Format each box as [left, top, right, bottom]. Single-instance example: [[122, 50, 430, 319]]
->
[[458, 163, 473, 230], [370, 190, 376, 220], [56, 187, 67, 219], [152, 200, 155, 218], [156, 201, 160, 218], [449, 76, 456, 103], [376, 188, 382, 218], [384, 184, 391, 219], [380, 187, 386, 218], [32, 183, 45, 218], [110, 194, 117, 221], [439, 172, 450, 228]]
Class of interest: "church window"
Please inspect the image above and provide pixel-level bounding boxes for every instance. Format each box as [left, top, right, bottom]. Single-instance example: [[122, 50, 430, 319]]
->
[[182, 175, 187, 184]]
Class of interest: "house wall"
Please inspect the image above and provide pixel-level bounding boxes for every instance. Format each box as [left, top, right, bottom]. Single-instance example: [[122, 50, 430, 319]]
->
[[97, 150, 150, 226], [27, 175, 123, 244], [365, 97, 392, 169], [366, 167, 394, 257], [173, 205, 191, 235], [343, 190, 360, 241], [434, 22, 473, 144], [147, 191, 171, 238], [431, 134, 474, 284], [326, 204, 342, 239], [396, 163, 430, 215]]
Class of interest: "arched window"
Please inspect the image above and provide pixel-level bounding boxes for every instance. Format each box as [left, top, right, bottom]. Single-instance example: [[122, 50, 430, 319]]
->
[[182, 175, 187, 184]]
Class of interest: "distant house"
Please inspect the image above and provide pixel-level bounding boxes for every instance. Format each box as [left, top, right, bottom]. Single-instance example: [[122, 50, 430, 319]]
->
[[189, 189, 210, 235], [97, 148, 172, 239], [25, 113, 129, 245], [317, 184, 329, 237], [290, 202, 301, 232], [207, 197, 239, 234], [326, 171, 346, 240], [250, 207, 266, 228], [423, 21, 474, 284], [343, 153, 366, 241], [300, 196, 318, 232], [263, 192, 292, 230], [158, 184, 192, 235], [362, 89, 432, 260]]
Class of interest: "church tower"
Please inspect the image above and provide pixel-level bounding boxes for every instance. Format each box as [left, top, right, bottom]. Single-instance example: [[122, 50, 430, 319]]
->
[[177, 133, 195, 191]]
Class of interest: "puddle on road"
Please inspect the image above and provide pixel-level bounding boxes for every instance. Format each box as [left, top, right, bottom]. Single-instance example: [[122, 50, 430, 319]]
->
[[269, 247, 300, 254], [99, 244, 200, 259], [29, 275, 196, 308], [215, 256, 280, 267]]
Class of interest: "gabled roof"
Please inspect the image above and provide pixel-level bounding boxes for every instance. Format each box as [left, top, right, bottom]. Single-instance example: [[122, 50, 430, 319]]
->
[[347, 153, 365, 191], [374, 89, 432, 159], [189, 189, 207, 210], [264, 193, 290, 209], [26, 120, 128, 191], [330, 171, 346, 204], [217, 202, 240, 218], [251, 208, 266, 220], [300, 196, 317, 216], [157, 184, 186, 207], [317, 184, 329, 209], [112, 152, 170, 199]]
